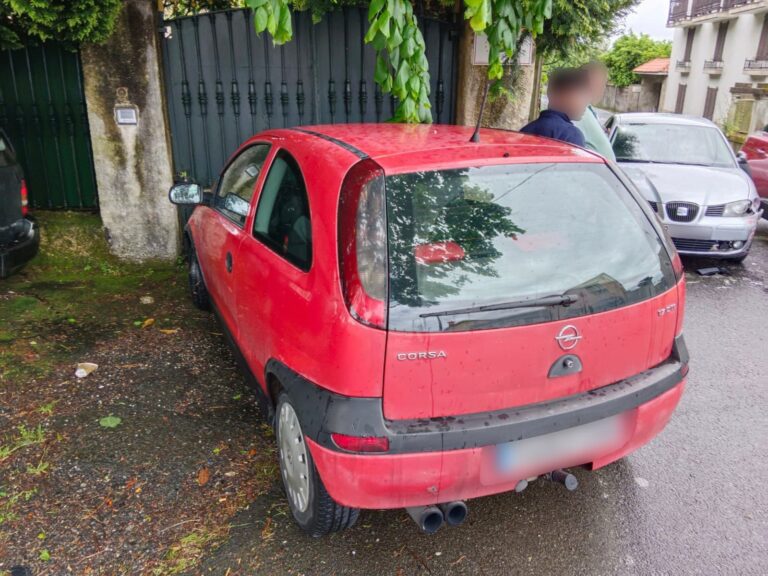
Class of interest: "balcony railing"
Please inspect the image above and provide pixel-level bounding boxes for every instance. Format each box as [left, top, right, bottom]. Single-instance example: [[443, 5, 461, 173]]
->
[[704, 60, 724, 73], [668, 0, 690, 24], [691, 0, 723, 17], [745, 59, 768, 73], [668, 0, 761, 25], [677, 59, 692, 71], [723, 0, 759, 7]]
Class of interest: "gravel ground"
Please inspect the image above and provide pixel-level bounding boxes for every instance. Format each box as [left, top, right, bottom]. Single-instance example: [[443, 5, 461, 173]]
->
[[1, 316, 278, 574], [2, 215, 766, 575]]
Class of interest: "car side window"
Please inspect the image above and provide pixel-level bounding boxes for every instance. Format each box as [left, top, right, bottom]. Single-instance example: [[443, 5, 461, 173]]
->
[[253, 150, 312, 271], [215, 143, 270, 226]]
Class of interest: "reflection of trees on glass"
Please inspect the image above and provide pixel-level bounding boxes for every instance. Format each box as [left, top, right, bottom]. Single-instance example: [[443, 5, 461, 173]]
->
[[387, 169, 525, 306], [613, 130, 641, 160]]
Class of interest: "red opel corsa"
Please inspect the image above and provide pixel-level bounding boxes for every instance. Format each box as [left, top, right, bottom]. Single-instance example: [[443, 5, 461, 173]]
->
[[169, 124, 688, 536]]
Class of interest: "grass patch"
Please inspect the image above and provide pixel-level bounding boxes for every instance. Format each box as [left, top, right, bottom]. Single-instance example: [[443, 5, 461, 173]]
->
[[0, 487, 37, 526], [0, 211, 188, 385], [152, 527, 226, 575], [0, 424, 46, 462]]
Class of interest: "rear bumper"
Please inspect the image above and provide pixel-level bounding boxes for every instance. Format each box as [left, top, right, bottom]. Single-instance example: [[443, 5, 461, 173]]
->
[[269, 336, 689, 509], [0, 218, 39, 278]]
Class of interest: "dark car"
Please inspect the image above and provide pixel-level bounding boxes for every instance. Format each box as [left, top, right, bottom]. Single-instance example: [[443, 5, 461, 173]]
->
[[0, 129, 40, 278], [168, 124, 688, 537]]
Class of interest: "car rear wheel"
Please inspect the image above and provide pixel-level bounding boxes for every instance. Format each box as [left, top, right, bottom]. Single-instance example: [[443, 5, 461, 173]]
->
[[275, 392, 359, 536], [188, 248, 210, 310]]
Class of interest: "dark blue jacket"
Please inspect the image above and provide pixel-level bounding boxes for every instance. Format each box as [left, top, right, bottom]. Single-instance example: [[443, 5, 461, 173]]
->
[[519, 109, 586, 147]]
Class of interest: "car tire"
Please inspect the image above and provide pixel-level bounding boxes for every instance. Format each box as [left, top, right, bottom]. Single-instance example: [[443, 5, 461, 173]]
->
[[188, 248, 211, 310], [275, 392, 360, 537]]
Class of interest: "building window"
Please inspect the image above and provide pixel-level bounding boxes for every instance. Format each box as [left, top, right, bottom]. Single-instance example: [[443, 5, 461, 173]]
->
[[713, 22, 728, 62], [675, 84, 687, 114], [757, 15, 768, 60], [703, 87, 717, 120], [683, 27, 696, 62]]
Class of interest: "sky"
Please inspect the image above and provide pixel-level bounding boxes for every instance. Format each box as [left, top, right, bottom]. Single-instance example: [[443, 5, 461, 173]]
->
[[618, 0, 674, 41]]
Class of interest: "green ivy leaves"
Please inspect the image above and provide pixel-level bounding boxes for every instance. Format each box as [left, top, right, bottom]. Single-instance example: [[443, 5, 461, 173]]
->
[[366, 0, 431, 123], [245, 0, 554, 124], [247, 0, 293, 45], [465, 0, 552, 84]]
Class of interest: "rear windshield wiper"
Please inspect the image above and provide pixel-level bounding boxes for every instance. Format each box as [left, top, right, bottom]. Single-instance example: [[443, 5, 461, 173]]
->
[[419, 294, 580, 318]]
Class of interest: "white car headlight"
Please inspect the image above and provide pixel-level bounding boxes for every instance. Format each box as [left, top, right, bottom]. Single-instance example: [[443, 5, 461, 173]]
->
[[722, 200, 751, 217]]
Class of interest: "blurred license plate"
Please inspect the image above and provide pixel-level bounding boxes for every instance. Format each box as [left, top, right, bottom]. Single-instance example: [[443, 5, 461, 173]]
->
[[495, 415, 621, 473]]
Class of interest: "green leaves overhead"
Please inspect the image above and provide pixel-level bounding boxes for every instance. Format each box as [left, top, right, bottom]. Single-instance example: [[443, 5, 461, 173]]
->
[[247, 0, 556, 123], [366, 0, 432, 123], [247, 0, 293, 45], [465, 0, 552, 83], [0, 0, 123, 49]]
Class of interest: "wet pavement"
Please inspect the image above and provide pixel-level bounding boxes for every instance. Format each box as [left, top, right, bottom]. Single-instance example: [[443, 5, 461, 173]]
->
[[197, 221, 768, 575], [3, 218, 766, 575]]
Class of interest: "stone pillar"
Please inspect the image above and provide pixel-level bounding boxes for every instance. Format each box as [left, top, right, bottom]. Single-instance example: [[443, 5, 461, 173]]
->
[[81, 0, 178, 260], [455, 25, 537, 131]]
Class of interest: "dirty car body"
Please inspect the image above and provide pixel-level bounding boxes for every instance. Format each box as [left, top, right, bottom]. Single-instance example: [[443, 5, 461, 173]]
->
[[608, 113, 762, 260], [170, 124, 689, 536], [0, 128, 39, 279], [740, 130, 768, 212]]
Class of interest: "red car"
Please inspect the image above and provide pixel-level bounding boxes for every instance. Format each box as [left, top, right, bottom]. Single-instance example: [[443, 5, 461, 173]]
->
[[740, 130, 768, 213], [169, 124, 688, 536]]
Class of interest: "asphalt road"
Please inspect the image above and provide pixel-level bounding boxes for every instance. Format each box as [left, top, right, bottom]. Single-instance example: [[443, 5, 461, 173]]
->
[[200, 222, 768, 576]]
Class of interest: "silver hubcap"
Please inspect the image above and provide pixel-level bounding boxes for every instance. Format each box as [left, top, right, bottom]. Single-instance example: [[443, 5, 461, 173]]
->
[[278, 402, 310, 513]]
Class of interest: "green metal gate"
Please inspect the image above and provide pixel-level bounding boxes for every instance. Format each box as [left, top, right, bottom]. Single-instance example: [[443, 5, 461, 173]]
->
[[0, 44, 98, 209], [161, 7, 459, 188]]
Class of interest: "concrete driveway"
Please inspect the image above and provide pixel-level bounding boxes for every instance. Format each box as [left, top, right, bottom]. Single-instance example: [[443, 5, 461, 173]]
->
[[198, 222, 768, 575]]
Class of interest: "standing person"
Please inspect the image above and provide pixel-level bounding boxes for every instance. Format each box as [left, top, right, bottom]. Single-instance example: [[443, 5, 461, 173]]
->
[[520, 68, 590, 147], [574, 61, 616, 161]]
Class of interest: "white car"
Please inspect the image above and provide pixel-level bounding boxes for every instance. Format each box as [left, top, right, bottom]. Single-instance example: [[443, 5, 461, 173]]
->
[[606, 113, 762, 262]]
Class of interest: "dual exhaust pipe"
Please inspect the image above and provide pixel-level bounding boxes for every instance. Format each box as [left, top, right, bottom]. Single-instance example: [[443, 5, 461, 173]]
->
[[406, 501, 468, 534], [406, 470, 578, 534]]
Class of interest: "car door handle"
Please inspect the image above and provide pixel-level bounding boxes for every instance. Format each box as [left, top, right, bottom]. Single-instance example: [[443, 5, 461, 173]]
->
[[225, 251, 233, 273]]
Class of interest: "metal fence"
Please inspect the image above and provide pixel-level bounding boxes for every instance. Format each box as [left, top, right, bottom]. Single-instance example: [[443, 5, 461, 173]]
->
[[161, 7, 459, 187], [0, 44, 98, 209]]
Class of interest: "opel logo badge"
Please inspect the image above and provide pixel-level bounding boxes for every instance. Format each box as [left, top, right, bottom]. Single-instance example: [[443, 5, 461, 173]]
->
[[555, 325, 582, 351]]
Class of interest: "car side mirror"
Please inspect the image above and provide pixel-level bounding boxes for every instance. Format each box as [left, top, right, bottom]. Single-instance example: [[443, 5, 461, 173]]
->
[[169, 182, 203, 205], [736, 151, 752, 177]]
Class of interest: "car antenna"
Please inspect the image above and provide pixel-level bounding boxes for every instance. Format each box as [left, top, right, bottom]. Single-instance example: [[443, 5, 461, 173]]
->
[[470, 77, 490, 144], [470, 54, 507, 143]]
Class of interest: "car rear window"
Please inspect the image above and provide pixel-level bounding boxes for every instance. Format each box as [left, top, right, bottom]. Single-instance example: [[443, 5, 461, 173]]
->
[[613, 123, 734, 168], [386, 162, 676, 332]]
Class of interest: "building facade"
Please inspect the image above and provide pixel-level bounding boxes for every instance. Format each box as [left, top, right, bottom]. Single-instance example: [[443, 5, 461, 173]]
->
[[664, 0, 768, 138]]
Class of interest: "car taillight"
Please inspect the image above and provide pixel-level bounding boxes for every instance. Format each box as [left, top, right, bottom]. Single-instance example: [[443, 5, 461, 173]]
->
[[675, 271, 686, 337], [339, 159, 387, 329], [331, 433, 389, 453], [20, 179, 28, 216], [671, 250, 683, 281]]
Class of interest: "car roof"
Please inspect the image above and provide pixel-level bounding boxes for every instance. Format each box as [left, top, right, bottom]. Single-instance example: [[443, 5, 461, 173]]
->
[[611, 113, 718, 128], [258, 123, 602, 168]]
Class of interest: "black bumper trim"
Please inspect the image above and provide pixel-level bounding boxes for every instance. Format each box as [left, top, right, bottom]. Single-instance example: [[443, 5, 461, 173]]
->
[[0, 220, 40, 278], [267, 334, 688, 455]]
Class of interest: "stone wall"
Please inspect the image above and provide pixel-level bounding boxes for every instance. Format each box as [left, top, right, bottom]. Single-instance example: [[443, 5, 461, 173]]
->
[[600, 79, 665, 114], [455, 26, 537, 131], [81, 0, 178, 260]]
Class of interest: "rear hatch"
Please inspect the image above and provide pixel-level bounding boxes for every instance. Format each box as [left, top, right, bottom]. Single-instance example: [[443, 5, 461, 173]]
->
[[381, 161, 680, 420], [0, 130, 23, 243]]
